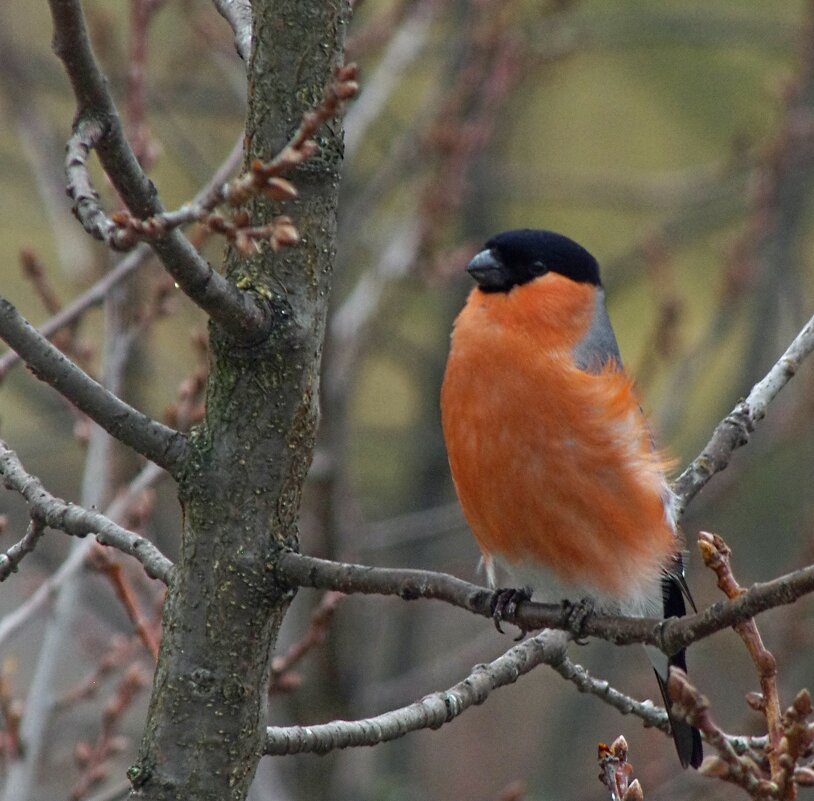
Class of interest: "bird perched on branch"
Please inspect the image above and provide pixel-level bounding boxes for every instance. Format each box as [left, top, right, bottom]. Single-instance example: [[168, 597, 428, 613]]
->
[[440, 228, 702, 769]]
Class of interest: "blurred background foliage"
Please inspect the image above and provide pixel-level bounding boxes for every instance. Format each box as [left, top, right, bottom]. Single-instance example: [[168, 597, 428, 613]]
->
[[1, 0, 814, 800]]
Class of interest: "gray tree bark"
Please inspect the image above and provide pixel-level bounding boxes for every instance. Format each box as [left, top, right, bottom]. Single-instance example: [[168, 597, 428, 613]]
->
[[128, 2, 349, 798]]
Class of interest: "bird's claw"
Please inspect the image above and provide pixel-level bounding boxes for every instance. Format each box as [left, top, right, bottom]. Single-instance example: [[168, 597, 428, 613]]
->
[[562, 596, 595, 642], [491, 586, 533, 640]]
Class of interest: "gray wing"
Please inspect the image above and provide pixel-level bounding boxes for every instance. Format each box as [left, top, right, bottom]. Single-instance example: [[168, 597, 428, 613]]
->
[[571, 287, 623, 374]]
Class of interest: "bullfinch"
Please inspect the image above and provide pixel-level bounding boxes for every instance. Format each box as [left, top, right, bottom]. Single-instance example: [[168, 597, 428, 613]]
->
[[440, 228, 702, 769]]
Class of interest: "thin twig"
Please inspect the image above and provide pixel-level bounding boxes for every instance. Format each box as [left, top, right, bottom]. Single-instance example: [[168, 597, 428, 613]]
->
[[69, 666, 148, 801], [673, 313, 814, 516], [0, 441, 173, 584], [265, 630, 566, 755], [48, 0, 270, 341], [0, 518, 47, 581], [550, 655, 669, 733], [110, 64, 358, 250], [270, 591, 344, 693], [0, 132, 244, 380], [0, 673, 22, 761], [88, 548, 161, 659], [699, 531, 784, 781], [0, 461, 165, 649], [670, 669, 775, 796]]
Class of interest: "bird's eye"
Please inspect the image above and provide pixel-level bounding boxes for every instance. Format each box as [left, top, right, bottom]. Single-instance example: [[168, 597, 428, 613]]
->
[[532, 260, 545, 271]]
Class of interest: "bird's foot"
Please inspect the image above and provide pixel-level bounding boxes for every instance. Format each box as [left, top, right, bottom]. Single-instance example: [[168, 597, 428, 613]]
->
[[561, 596, 595, 643], [491, 586, 533, 640]]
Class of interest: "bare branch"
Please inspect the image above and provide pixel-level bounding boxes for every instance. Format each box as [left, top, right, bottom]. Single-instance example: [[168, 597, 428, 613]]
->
[[549, 655, 669, 734], [0, 441, 173, 584], [47, 0, 271, 341], [0, 461, 166, 650], [275, 551, 814, 655], [699, 531, 783, 780], [0, 518, 47, 581], [88, 547, 161, 660], [265, 630, 566, 755], [670, 669, 774, 796], [270, 591, 344, 693], [0, 299, 187, 472], [108, 64, 359, 251], [673, 312, 814, 516], [213, 0, 252, 62], [66, 118, 123, 247], [0, 132, 245, 381]]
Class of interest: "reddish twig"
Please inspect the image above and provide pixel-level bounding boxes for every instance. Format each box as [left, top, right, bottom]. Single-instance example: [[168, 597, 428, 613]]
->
[[68, 665, 147, 801], [670, 669, 772, 796], [105, 64, 359, 252], [673, 668, 814, 799], [19, 249, 63, 316], [125, 0, 166, 169], [87, 546, 160, 660], [270, 591, 344, 693], [163, 330, 209, 431], [18, 249, 94, 372], [699, 531, 784, 780], [55, 635, 142, 709]]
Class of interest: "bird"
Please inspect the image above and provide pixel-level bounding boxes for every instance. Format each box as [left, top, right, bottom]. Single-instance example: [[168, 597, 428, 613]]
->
[[440, 228, 703, 769]]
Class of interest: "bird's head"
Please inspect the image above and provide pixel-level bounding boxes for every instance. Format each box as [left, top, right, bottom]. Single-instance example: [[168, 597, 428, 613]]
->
[[466, 229, 601, 292]]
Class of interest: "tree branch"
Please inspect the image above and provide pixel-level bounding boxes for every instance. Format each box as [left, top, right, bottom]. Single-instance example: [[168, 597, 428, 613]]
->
[[0, 132, 245, 381], [264, 630, 566, 755], [108, 65, 358, 252], [0, 518, 47, 581], [275, 551, 814, 655], [47, 0, 271, 342], [0, 461, 166, 650], [549, 654, 670, 733], [0, 299, 187, 472], [0, 441, 173, 584], [65, 117, 123, 246], [212, 0, 252, 62], [673, 312, 814, 516]]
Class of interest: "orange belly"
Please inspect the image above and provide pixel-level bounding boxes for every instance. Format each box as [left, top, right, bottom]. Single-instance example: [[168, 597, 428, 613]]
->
[[441, 275, 675, 601]]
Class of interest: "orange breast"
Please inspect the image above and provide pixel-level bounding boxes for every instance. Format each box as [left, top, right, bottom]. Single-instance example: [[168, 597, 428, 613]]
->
[[440, 274, 675, 599]]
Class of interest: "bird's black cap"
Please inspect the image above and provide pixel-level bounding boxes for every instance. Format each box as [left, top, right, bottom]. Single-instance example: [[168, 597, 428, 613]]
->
[[466, 229, 601, 293]]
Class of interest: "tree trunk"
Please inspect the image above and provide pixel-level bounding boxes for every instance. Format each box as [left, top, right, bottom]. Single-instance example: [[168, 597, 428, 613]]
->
[[129, 2, 348, 798]]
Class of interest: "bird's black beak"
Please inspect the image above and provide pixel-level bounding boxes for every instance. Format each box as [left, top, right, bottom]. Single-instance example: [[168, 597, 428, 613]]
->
[[466, 249, 507, 291]]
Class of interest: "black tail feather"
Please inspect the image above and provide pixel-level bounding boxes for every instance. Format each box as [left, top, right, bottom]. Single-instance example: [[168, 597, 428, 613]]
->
[[653, 660, 703, 769], [659, 566, 703, 769]]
